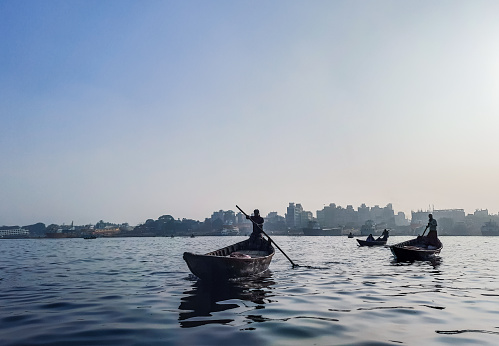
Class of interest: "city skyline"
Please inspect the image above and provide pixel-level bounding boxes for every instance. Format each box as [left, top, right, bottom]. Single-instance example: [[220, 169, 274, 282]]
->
[[2, 2, 499, 226], [2, 200, 497, 228]]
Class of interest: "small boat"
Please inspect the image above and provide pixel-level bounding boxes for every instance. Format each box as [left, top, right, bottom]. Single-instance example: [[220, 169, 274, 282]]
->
[[357, 229, 389, 246], [357, 239, 387, 246], [348, 232, 354, 238], [183, 239, 275, 281], [302, 221, 342, 236], [390, 236, 442, 261], [83, 235, 97, 239]]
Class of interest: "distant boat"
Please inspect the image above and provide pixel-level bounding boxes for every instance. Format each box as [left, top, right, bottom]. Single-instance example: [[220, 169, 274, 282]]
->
[[190, 234, 195, 238], [357, 229, 389, 246], [481, 220, 499, 236], [303, 227, 342, 236], [348, 232, 354, 238], [83, 235, 97, 239], [302, 221, 342, 236], [357, 239, 387, 246]]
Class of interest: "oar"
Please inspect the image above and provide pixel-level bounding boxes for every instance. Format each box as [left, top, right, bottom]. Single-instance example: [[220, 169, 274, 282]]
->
[[236, 205, 298, 268], [421, 225, 429, 236]]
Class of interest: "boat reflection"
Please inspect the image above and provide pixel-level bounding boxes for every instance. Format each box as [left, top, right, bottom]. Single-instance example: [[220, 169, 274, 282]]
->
[[390, 256, 442, 268], [178, 272, 275, 328]]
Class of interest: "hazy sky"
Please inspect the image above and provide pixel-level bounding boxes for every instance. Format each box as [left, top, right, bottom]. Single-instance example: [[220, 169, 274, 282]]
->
[[2, 1, 499, 226]]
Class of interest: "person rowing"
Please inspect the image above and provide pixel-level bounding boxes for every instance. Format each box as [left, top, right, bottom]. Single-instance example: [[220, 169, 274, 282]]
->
[[423, 214, 439, 248], [246, 209, 266, 249], [376, 229, 389, 241]]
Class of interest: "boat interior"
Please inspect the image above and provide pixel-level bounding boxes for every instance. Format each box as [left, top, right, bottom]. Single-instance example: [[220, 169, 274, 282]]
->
[[206, 243, 269, 258], [232, 250, 268, 258]]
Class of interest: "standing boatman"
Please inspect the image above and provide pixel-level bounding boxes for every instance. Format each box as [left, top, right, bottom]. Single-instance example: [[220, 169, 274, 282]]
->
[[246, 209, 265, 247], [425, 213, 439, 247]]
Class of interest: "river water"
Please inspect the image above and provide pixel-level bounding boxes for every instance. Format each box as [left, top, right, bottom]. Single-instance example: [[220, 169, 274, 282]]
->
[[1, 236, 498, 345]]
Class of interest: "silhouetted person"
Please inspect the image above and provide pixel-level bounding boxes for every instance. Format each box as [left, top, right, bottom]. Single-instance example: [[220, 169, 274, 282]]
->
[[376, 229, 389, 241], [425, 213, 439, 248], [247, 209, 265, 248], [366, 234, 375, 242]]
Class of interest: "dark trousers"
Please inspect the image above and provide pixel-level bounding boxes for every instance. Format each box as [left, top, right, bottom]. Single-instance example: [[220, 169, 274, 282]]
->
[[249, 232, 266, 250], [426, 230, 439, 247]]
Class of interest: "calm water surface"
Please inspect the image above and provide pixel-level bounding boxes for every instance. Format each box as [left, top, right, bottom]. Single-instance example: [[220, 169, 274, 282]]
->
[[1, 236, 499, 345]]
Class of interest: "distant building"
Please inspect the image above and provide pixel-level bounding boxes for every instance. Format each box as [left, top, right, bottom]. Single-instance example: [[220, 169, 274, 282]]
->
[[223, 210, 236, 225], [411, 208, 465, 229], [236, 212, 246, 224], [433, 209, 465, 222], [266, 211, 285, 223], [211, 210, 225, 223], [93, 227, 120, 236], [300, 211, 313, 228], [411, 210, 429, 227], [286, 203, 303, 228], [211, 210, 236, 225], [394, 212, 410, 226], [474, 209, 489, 217], [357, 203, 370, 224], [0, 228, 29, 237], [317, 202, 397, 229]]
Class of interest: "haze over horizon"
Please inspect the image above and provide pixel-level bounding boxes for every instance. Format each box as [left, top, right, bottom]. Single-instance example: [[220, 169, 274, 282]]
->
[[2, 1, 499, 226]]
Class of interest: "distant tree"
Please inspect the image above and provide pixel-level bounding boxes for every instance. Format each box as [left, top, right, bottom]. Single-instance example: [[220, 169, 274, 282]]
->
[[0, 225, 19, 230], [197, 218, 213, 234], [158, 215, 175, 223], [46, 224, 59, 232], [156, 215, 177, 235], [23, 223, 46, 236], [176, 218, 201, 234], [95, 220, 118, 229]]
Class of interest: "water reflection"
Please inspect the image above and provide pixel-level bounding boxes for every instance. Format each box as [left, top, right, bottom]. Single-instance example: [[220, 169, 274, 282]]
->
[[390, 256, 442, 268], [178, 272, 275, 328]]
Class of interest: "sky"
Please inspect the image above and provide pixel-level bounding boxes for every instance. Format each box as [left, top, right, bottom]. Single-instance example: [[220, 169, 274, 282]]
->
[[2, 0, 499, 226]]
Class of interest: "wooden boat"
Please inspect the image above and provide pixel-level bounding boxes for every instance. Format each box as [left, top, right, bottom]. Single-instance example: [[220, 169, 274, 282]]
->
[[390, 236, 442, 261], [183, 238, 275, 281], [357, 239, 387, 246]]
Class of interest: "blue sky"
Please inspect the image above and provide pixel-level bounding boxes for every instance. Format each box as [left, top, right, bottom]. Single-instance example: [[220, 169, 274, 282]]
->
[[2, 1, 499, 226]]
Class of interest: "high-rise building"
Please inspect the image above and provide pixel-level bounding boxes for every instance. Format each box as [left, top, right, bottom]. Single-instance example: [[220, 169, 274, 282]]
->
[[286, 203, 304, 228]]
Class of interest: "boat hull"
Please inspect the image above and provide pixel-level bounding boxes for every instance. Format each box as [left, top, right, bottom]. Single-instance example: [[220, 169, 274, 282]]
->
[[357, 239, 387, 247], [390, 237, 442, 261], [183, 239, 274, 281]]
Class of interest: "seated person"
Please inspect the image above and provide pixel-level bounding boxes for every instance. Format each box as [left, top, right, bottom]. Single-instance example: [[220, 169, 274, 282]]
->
[[366, 234, 375, 242]]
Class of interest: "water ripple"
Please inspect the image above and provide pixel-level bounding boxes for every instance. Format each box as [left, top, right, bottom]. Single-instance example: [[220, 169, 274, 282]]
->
[[1, 236, 499, 345]]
